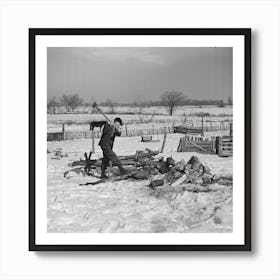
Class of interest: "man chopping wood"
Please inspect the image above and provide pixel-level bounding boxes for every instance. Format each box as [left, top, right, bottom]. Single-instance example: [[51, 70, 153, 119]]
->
[[90, 117, 126, 179]]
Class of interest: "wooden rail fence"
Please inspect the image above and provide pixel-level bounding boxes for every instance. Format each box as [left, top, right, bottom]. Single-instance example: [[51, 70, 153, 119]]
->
[[47, 126, 174, 141], [47, 121, 233, 144], [177, 135, 233, 157], [174, 121, 232, 136]]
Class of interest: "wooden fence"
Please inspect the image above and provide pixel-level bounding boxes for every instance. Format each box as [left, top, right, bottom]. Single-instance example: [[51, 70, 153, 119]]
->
[[216, 136, 233, 157], [174, 121, 232, 136], [47, 121, 232, 142], [177, 135, 233, 156], [177, 135, 216, 154], [47, 126, 174, 141], [47, 132, 65, 142], [174, 126, 203, 135]]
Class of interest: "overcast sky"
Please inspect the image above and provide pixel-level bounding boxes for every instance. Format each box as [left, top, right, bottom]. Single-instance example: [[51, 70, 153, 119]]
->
[[47, 47, 232, 103]]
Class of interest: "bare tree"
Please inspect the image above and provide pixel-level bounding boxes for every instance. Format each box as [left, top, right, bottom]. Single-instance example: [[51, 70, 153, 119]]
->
[[60, 94, 83, 112], [47, 97, 59, 114], [60, 95, 71, 112], [218, 99, 225, 108], [227, 96, 233, 106], [161, 91, 185, 116]]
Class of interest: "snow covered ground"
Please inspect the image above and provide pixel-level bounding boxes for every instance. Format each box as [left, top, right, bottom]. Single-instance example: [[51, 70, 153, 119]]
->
[[49, 105, 233, 117], [47, 105, 233, 132], [47, 134, 232, 233]]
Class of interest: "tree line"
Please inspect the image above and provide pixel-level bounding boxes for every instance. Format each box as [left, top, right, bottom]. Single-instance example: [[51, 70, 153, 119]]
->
[[48, 92, 233, 115], [47, 94, 83, 114]]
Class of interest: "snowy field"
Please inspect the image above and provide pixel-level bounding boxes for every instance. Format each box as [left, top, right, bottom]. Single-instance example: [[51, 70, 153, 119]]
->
[[47, 134, 233, 233], [50, 105, 233, 116], [48, 105, 233, 133]]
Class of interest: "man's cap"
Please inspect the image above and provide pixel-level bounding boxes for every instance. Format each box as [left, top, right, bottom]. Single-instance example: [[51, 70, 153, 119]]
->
[[114, 117, 123, 125]]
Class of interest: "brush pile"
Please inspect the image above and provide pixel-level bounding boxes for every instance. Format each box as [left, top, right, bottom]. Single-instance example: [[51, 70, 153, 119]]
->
[[66, 149, 232, 190]]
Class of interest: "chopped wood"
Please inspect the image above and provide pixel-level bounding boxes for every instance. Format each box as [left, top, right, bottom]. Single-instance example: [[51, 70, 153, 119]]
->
[[65, 149, 232, 192], [70, 149, 159, 169], [149, 179, 165, 188], [171, 174, 187, 187]]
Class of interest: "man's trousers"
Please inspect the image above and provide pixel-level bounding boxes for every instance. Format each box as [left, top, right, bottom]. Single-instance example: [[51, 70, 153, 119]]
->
[[100, 145, 124, 175]]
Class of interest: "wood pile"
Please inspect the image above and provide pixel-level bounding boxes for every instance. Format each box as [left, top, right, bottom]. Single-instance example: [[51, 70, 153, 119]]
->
[[65, 149, 160, 178], [69, 149, 159, 170], [66, 149, 232, 191], [148, 155, 215, 189]]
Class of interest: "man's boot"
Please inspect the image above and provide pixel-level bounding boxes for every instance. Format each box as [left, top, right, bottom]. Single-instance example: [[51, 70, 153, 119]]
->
[[101, 166, 109, 179], [101, 173, 109, 179], [119, 166, 128, 176]]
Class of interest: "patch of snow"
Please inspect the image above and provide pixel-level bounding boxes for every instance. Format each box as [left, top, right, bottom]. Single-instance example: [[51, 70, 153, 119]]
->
[[47, 136, 232, 233]]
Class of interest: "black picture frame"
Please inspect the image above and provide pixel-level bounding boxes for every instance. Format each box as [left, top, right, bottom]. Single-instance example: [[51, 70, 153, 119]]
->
[[29, 28, 251, 251]]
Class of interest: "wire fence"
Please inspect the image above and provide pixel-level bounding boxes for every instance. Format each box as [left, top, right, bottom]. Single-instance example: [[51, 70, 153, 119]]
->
[[47, 121, 232, 142], [47, 126, 174, 141]]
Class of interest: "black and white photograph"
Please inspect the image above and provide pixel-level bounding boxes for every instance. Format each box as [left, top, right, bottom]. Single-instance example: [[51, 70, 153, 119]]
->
[[5, 0, 280, 279], [47, 46, 234, 233], [29, 29, 251, 250]]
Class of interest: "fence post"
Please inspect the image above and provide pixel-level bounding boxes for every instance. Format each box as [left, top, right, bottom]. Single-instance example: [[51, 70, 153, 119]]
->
[[177, 138, 181, 152], [201, 116, 204, 136], [62, 124, 65, 140], [125, 124, 128, 136], [91, 130, 95, 153], [160, 133, 167, 153], [230, 122, 233, 136], [215, 136, 219, 154]]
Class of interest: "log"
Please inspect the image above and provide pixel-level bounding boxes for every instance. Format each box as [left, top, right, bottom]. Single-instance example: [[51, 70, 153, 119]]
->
[[171, 174, 187, 187], [183, 185, 213, 193], [135, 149, 159, 159], [70, 150, 159, 168], [95, 159, 137, 167], [149, 179, 165, 188], [70, 159, 136, 167]]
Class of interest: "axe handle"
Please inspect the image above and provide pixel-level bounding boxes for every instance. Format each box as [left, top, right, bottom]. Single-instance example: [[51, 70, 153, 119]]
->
[[94, 104, 111, 123]]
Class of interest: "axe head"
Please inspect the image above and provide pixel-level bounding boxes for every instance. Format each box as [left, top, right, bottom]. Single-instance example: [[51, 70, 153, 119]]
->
[[92, 102, 98, 108]]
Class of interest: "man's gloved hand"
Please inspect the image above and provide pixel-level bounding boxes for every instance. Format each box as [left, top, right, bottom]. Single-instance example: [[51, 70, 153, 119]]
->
[[115, 126, 122, 133]]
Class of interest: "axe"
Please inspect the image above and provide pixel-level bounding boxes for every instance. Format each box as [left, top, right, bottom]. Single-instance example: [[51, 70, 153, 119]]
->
[[92, 102, 111, 123]]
